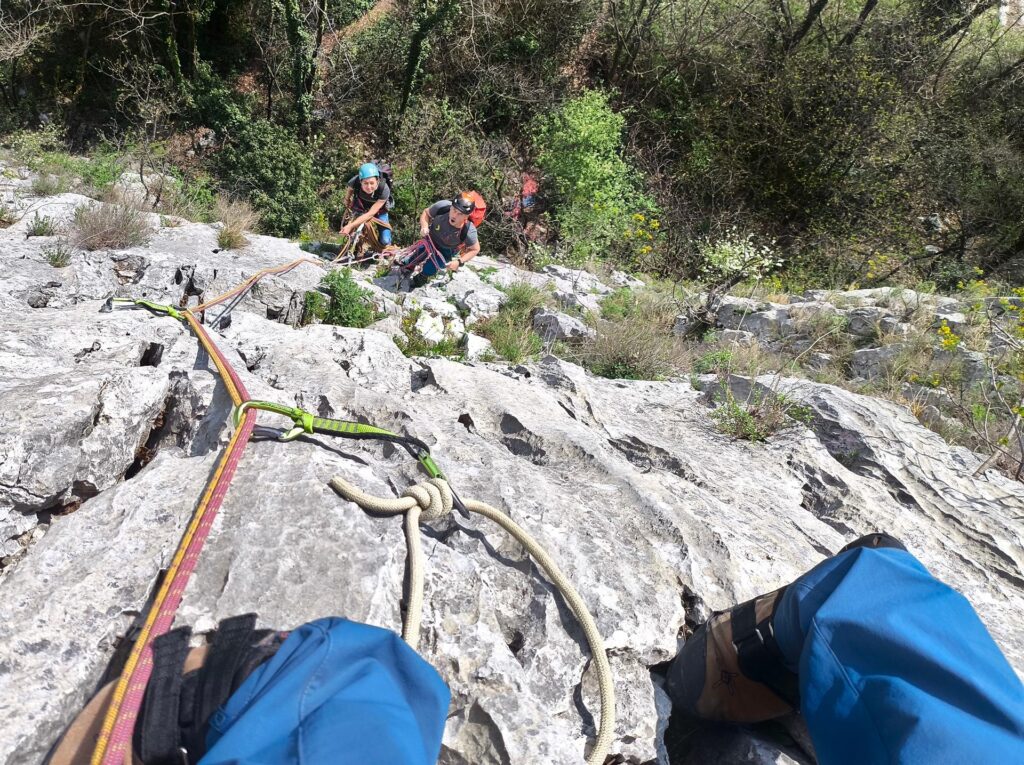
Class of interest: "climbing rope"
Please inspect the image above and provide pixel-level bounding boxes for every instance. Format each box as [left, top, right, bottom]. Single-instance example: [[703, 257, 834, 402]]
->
[[328, 475, 616, 765], [92, 244, 615, 763]]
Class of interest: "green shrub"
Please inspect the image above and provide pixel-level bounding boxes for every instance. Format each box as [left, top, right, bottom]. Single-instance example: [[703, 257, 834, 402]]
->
[[694, 349, 733, 375], [77, 151, 121, 195], [0, 205, 14, 228], [305, 269, 378, 328], [43, 240, 73, 268], [533, 91, 658, 266], [26, 212, 56, 237], [216, 119, 319, 237]]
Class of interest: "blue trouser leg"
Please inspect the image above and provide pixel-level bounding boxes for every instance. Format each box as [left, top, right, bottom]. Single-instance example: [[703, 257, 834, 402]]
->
[[417, 245, 455, 277], [772, 548, 1024, 764], [376, 212, 391, 246]]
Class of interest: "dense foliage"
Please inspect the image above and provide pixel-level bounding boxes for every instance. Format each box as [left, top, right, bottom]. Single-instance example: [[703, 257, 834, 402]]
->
[[3, 0, 1023, 287]]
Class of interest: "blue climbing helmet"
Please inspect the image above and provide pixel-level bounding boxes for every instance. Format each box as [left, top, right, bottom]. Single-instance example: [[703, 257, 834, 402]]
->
[[358, 162, 380, 181]]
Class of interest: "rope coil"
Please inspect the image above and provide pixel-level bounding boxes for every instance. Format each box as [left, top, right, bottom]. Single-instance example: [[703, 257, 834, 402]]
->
[[328, 476, 616, 765]]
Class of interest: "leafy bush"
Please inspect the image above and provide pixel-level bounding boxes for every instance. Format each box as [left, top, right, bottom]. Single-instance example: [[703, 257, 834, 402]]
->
[[26, 213, 56, 237], [533, 91, 658, 266], [303, 269, 378, 328], [216, 119, 319, 237], [72, 202, 152, 250], [0, 205, 14, 228], [215, 197, 260, 250]]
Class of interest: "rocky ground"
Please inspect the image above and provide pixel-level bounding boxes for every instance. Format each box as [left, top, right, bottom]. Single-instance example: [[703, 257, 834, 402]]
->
[[2, 183, 1023, 764]]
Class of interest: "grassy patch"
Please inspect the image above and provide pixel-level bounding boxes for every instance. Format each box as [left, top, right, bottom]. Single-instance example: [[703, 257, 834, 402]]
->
[[599, 287, 638, 321], [72, 201, 151, 250], [26, 212, 56, 237], [693, 349, 733, 374], [302, 268, 380, 328], [216, 196, 260, 249], [711, 385, 812, 442], [476, 281, 546, 363]]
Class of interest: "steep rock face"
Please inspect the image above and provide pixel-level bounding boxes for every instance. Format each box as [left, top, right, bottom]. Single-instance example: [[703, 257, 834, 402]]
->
[[1, 196, 1023, 765]]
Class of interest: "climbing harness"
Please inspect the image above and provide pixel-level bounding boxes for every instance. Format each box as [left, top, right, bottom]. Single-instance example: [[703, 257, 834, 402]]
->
[[388, 234, 450, 289], [91, 251, 615, 764]]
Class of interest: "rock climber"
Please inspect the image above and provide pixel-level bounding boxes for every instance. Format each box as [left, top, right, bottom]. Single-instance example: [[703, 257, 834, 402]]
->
[[663, 532, 1024, 763], [399, 192, 483, 288], [342, 162, 394, 251]]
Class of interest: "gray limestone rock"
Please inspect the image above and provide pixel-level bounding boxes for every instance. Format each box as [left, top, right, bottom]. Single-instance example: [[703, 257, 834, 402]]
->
[[2, 193, 1023, 765], [531, 307, 596, 342]]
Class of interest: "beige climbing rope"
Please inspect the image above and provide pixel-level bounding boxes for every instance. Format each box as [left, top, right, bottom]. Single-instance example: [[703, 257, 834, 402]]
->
[[328, 476, 616, 765]]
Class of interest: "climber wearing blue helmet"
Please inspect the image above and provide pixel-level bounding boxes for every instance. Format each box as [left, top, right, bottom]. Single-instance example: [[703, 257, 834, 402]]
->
[[343, 162, 393, 249]]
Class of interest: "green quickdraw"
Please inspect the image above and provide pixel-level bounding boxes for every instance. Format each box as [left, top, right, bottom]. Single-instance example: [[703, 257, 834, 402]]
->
[[230, 400, 446, 480], [104, 297, 186, 321]]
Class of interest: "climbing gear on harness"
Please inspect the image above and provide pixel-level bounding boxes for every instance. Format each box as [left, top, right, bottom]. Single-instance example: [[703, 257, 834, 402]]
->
[[329, 475, 616, 765], [391, 235, 449, 284], [665, 532, 908, 724], [358, 162, 379, 180]]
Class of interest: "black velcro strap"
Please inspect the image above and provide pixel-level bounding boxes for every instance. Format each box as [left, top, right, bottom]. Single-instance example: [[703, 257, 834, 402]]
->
[[135, 626, 192, 764], [180, 614, 260, 760], [732, 593, 800, 707]]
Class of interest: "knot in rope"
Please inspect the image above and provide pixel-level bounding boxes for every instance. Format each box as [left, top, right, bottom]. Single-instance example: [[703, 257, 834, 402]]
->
[[402, 478, 453, 521]]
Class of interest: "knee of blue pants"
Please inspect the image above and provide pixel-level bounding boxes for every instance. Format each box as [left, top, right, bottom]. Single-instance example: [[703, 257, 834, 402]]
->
[[418, 246, 453, 278], [772, 547, 1024, 764], [376, 213, 391, 246]]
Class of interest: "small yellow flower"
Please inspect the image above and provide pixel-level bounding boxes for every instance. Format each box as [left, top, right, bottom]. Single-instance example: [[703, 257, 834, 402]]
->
[[649, 219, 660, 229], [639, 245, 652, 255], [632, 213, 646, 223]]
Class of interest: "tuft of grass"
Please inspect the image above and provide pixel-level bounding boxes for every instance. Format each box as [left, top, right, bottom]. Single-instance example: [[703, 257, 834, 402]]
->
[[302, 268, 379, 328], [0, 205, 14, 228], [72, 201, 152, 250], [711, 385, 812, 442], [476, 281, 547, 363], [578, 315, 682, 380], [42, 239, 73, 268], [26, 212, 56, 237], [216, 196, 260, 249], [31, 174, 68, 196], [600, 287, 638, 321]]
